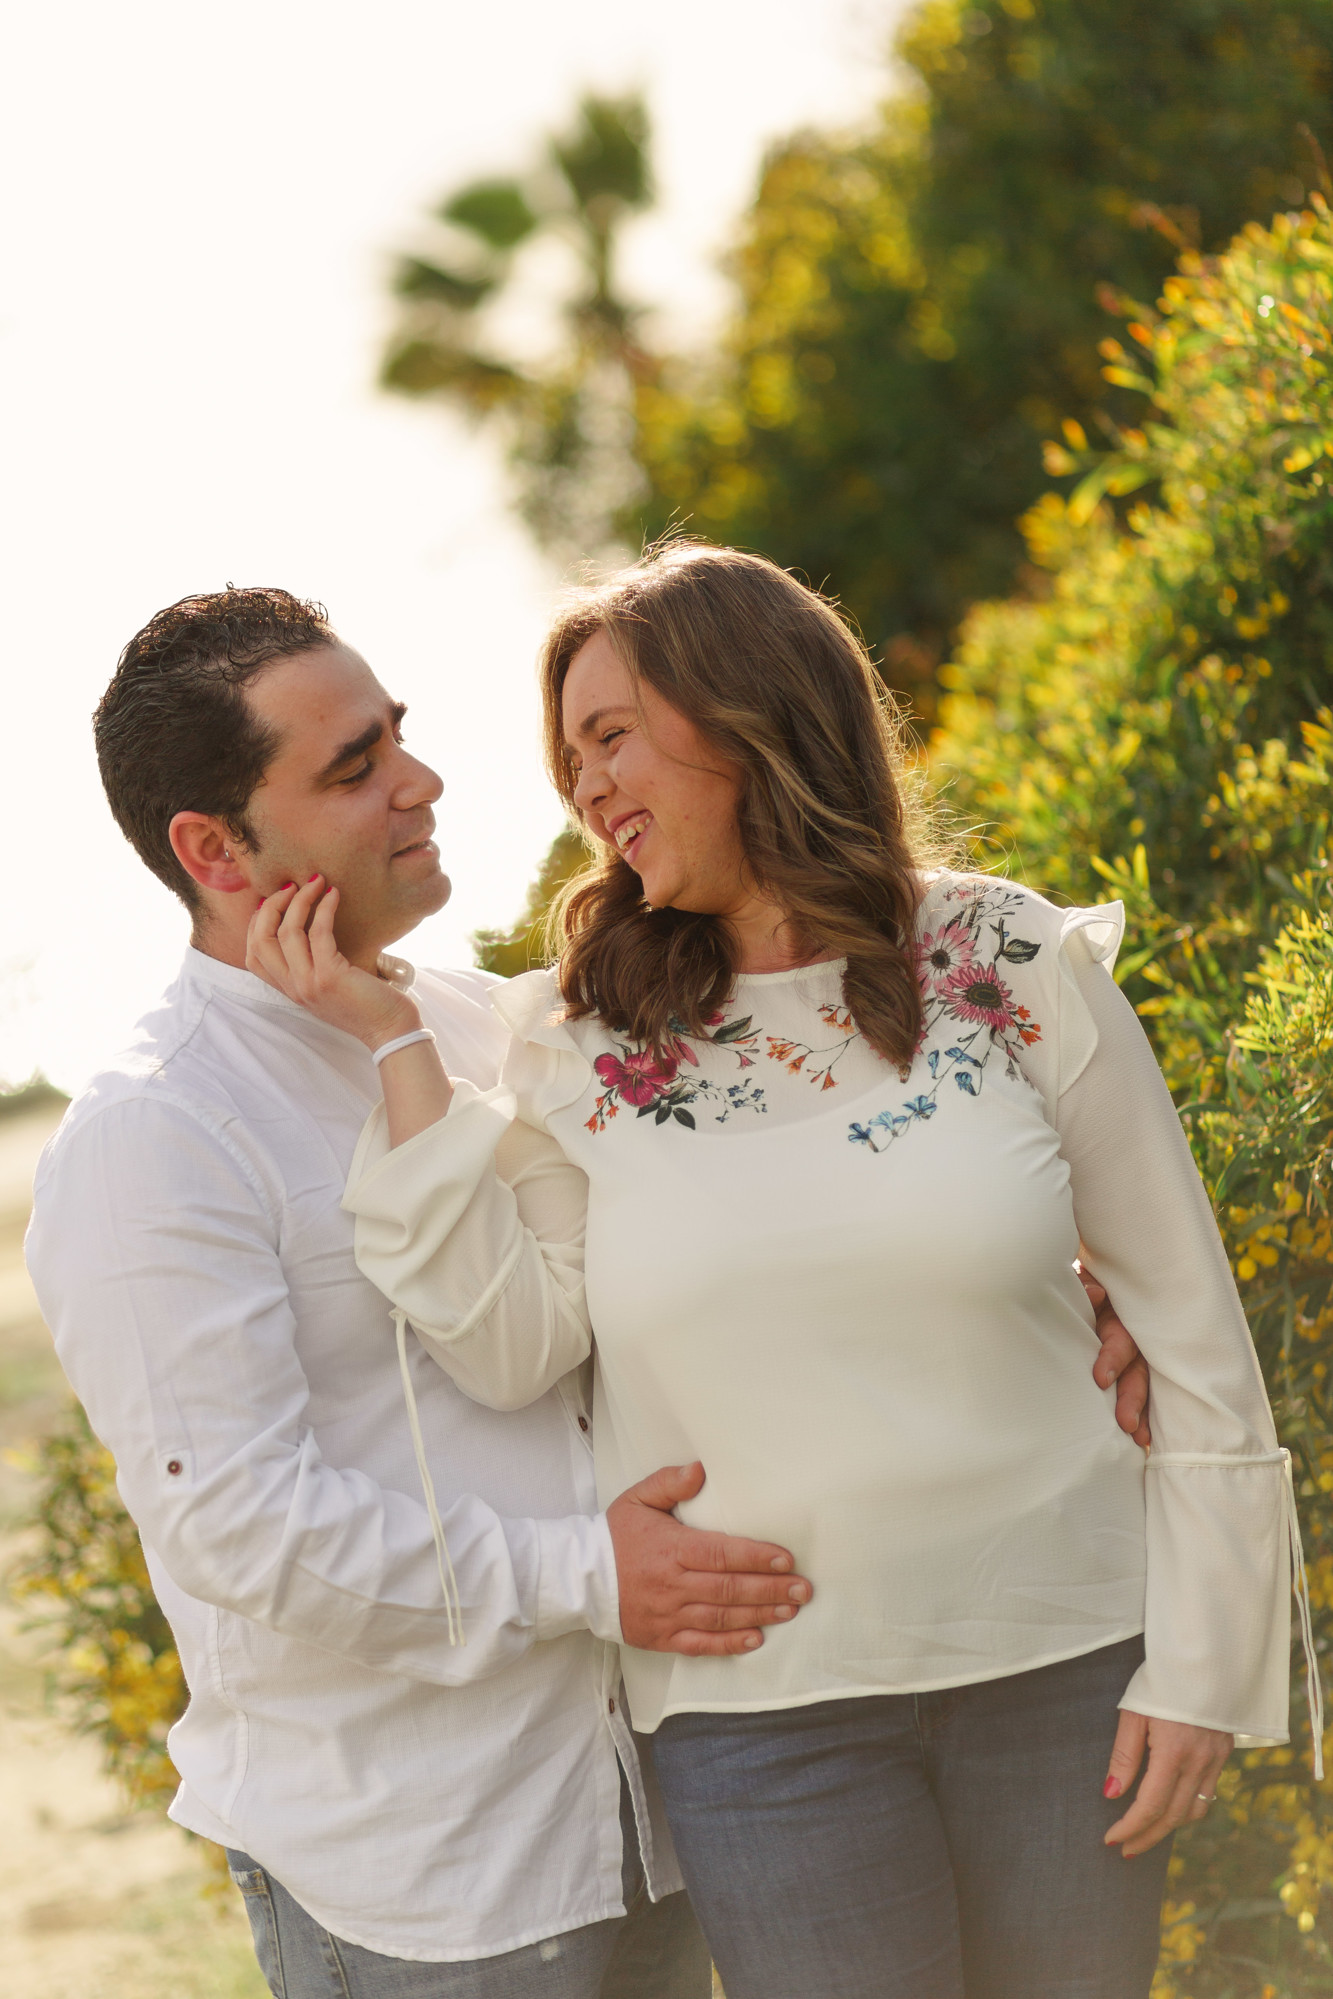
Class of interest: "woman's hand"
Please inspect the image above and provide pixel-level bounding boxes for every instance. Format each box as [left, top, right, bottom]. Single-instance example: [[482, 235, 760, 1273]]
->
[[247, 877, 418, 1050], [1104, 1710, 1233, 1857], [248, 877, 455, 1146]]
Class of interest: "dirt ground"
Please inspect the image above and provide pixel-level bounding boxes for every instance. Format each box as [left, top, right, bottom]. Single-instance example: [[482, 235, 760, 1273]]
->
[[0, 1098, 267, 1999]]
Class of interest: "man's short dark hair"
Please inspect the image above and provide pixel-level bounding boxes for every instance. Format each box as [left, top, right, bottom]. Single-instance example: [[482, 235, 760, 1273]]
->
[[95, 586, 336, 912]]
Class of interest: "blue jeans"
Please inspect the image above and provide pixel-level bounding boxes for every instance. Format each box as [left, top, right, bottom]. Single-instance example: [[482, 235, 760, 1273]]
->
[[227, 1771, 709, 1999], [651, 1634, 1168, 1999]]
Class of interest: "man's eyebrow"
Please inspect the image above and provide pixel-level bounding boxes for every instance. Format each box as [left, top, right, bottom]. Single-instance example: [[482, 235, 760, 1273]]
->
[[315, 703, 407, 783]]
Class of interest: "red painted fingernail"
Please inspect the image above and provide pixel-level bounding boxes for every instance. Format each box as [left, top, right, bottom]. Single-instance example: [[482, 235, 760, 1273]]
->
[[307, 873, 321, 883], [279, 882, 295, 891], [1103, 1777, 1122, 1799]]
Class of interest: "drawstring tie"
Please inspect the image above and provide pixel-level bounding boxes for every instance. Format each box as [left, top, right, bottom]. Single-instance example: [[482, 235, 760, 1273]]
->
[[1283, 1448, 1324, 1781], [393, 1308, 465, 1647]]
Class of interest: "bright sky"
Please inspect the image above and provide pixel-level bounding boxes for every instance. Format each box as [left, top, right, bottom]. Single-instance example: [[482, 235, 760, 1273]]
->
[[0, 0, 902, 1093]]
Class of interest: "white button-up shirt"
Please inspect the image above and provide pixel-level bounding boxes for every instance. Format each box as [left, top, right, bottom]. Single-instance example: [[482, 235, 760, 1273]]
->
[[25, 947, 681, 1963]]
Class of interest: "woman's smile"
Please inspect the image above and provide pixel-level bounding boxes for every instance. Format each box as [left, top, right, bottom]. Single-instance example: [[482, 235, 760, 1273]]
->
[[609, 809, 653, 864], [562, 626, 758, 931]]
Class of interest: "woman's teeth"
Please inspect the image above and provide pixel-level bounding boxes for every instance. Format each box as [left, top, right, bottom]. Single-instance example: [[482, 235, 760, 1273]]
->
[[614, 815, 650, 852]]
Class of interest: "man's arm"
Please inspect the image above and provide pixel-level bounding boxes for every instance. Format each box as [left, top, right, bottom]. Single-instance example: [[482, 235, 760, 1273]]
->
[[27, 1096, 806, 1680]]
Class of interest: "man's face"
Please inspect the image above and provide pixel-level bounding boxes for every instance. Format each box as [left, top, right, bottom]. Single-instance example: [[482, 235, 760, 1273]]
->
[[240, 644, 449, 960]]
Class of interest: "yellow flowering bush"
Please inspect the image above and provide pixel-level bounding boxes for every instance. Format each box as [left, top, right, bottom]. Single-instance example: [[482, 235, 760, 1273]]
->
[[933, 197, 1333, 1992], [13, 1404, 185, 1808], [1152, 891, 1333, 1993]]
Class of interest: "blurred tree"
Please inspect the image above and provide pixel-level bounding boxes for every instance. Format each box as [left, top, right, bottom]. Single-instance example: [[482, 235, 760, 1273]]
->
[[472, 825, 586, 977], [382, 93, 655, 564], [636, 0, 1333, 713], [384, 3, 1333, 722], [931, 193, 1333, 1086]]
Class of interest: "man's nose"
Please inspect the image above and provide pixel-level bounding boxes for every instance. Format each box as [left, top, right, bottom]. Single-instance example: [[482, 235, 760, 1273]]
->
[[394, 750, 444, 808]]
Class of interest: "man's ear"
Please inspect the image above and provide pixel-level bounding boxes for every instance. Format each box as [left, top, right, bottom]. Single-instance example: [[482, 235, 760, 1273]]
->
[[169, 812, 252, 896]]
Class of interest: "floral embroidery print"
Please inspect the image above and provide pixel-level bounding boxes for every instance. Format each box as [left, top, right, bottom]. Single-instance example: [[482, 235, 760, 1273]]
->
[[849, 883, 1044, 1154], [586, 1015, 767, 1132], [918, 917, 976, 996], [582, 883, 1044, 1144], [585, 991, 873, 1135], [766, 1002, 861, 1092]]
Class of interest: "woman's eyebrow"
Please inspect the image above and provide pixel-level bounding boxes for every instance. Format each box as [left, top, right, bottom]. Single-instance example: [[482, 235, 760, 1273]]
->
[[570, 704, 631, 745]]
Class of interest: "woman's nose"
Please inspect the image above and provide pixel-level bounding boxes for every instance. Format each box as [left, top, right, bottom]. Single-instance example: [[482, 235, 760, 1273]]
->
[[573, 759, 607, 815]]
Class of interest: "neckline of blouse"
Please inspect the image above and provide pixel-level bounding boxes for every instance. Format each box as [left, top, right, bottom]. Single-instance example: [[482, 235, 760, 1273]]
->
[[733, 957, 847, 987]]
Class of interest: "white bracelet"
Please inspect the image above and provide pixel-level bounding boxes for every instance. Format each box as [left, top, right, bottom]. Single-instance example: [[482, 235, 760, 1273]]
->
[[371, 1028, 437, 1067]]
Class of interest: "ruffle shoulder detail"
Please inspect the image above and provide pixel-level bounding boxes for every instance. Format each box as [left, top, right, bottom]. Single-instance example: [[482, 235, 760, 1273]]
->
[[487, 969, 595, 1129], [1051, 896, 1125, 1100]]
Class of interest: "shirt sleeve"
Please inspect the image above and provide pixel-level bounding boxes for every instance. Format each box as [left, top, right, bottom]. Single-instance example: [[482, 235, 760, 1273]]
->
[[1053, 931, 1295, 1743], [344, 1075, 593, 1412], [25, 1096, 619, 1684]]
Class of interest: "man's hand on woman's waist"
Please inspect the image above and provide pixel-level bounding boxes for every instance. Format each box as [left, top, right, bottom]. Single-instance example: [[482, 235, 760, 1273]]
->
[[609, 1461, 813, 1655]]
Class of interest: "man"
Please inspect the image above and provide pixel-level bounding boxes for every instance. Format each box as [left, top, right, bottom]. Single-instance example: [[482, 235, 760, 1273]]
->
[[27, 588, 1148, 1996]]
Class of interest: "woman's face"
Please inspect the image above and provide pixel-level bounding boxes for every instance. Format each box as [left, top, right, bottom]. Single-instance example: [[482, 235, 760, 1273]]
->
[[562, 628, 749, 916]]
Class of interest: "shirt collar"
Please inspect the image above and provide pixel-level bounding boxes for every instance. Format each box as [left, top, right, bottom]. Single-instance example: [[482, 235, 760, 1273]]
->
[[181, 946, 417, 1021]]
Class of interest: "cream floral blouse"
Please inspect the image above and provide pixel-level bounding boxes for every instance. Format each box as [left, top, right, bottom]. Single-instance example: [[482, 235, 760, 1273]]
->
[[344, 873, 1316, 1755]]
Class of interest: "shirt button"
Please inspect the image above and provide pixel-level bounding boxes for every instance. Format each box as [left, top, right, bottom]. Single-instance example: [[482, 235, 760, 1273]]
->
[[166, 1459, 182, 1476], [578, 1416, 589, 1433], [608, 1698, 616, 1715]]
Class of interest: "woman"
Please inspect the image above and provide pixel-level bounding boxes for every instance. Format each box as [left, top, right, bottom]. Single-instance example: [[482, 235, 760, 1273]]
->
[[248, 543, 1316, 1999]]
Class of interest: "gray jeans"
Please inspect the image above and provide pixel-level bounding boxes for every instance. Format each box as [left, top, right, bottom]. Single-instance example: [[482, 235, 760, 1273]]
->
[[226, 1775, 710, 1999]]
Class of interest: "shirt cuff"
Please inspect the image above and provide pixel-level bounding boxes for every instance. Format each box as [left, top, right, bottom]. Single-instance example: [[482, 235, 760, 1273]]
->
[[533, 1512, 622, 1645], [1120, 1452, 1294, 1743]]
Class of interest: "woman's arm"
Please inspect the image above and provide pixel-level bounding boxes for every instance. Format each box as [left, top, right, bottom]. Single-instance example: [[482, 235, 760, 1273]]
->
[[246, 880, 593, 1409], [344, 1087, 592, 1410], [1055, 941, 1300, 1854]]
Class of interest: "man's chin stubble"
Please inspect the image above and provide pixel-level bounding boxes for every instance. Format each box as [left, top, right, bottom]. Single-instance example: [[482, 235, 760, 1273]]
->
[[384, 866, 452, 939]]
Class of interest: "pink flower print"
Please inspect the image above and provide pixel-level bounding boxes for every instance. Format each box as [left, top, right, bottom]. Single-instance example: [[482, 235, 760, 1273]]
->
[[918, 918, 977, 997], [941, 964, 1020, 1032], [593, 1048, 678, 1108]]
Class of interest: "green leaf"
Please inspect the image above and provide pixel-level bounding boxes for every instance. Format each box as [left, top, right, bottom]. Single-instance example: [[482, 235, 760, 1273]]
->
[[380, 340, 525, 409], [441, 179, 539, 251], [551, 94, 651, 214], [392, 258, 496, 310]]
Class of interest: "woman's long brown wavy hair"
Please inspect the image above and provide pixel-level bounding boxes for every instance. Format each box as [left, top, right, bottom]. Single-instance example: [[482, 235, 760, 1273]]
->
[[540, 541, 945, 1073]]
